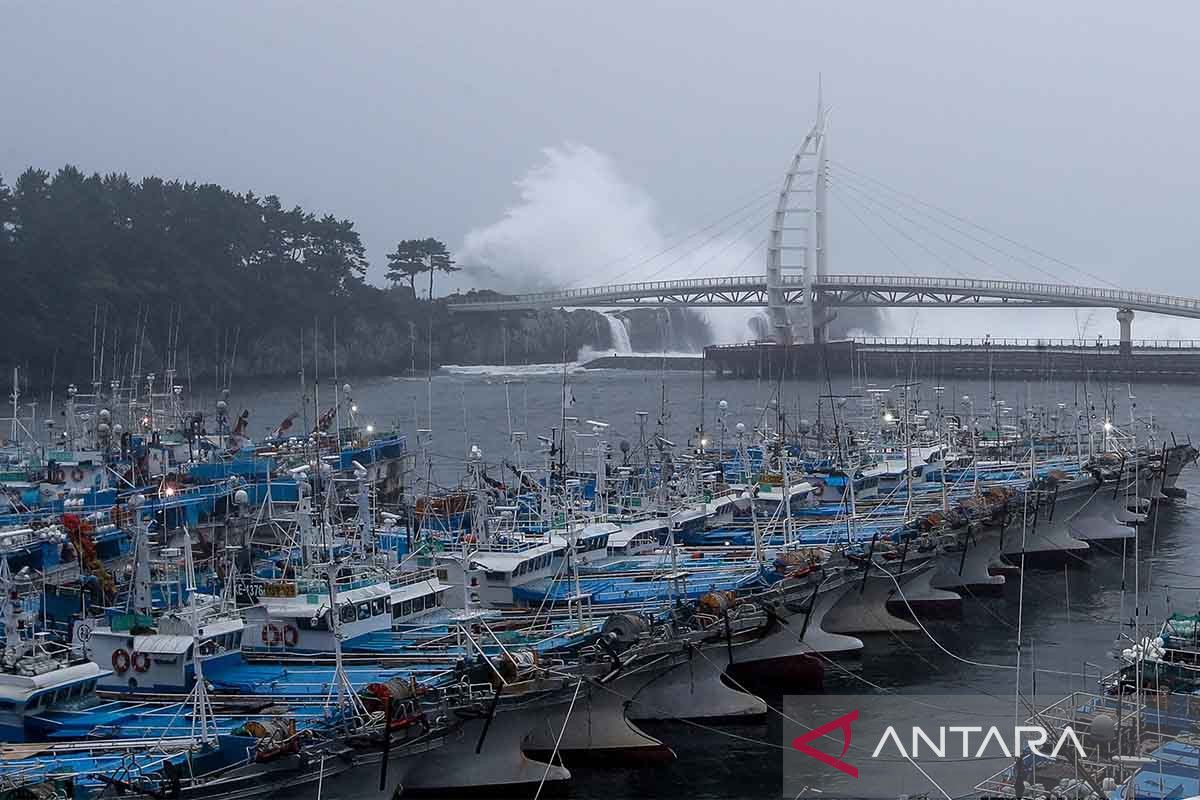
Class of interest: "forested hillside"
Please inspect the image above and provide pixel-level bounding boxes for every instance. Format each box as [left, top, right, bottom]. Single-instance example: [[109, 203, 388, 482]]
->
[[0, 166, 609, 390]]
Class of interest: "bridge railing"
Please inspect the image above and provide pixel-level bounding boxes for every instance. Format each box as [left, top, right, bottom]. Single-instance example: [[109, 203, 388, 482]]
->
[[818, 275, 1200, 311], [447, 272, 1200, 315], [446, 274, 770, 306], [706, 337, 1200, 352], [852, 336, 1200, 349]]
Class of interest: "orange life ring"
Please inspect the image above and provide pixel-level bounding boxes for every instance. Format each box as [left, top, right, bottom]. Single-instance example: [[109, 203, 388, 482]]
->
[[53, 468, 66, 483], [132, 651, 151, 673], [282, 624, 299, 648], [262, 623, 282, 646], [112, 648, 130, 673], [71, 468, 85, 482]]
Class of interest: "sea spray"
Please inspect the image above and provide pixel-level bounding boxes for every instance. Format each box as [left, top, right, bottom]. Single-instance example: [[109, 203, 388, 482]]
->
[[456, 143, 764, 343]]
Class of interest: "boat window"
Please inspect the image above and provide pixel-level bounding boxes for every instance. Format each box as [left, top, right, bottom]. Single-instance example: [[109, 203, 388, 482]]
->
[[234, 631, 243, 647], [371, 597, 387, 616], [340, 603, 356, 624], [400, 600, 412, 617], [485, 570, 506, 582], [413, 595, 425, 612], [436, 569, 448, 581], [357, 602, 372, 621], [434, 592, 443, 607]]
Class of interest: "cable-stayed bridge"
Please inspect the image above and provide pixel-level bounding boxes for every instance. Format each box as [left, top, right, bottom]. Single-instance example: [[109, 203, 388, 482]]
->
[[448, 100, 1194, 351], [447, 273, 1200, 317], [447, 274, 1200, 350]]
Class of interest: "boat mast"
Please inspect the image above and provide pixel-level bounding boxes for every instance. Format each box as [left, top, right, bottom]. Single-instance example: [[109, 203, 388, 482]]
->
[[181, 527, 216, 745]]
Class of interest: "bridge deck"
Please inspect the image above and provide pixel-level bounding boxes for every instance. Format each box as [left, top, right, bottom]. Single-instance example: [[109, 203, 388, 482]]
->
[[447, 274, 1200, 320]]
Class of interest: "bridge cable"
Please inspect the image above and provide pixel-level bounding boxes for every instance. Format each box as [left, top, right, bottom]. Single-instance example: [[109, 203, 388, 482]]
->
[[832, 165, 1084, 286], [826, 179, 991, 280], [584, 184, 778, 287], [566, 177, 779, 285], [829, 160, 1121, 289], [636, 196, 776, 283], [830, 176, 1027, 282], [667, 210, 770, 282], [727, 236, 767, 273], [827, 184, 921, 275]]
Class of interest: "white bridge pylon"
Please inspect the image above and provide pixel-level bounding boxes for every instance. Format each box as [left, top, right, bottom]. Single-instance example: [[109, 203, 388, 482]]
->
[[765, 92, 828, 344]]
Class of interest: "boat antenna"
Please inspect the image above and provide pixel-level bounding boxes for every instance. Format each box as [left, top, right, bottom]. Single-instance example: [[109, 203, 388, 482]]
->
[[559, 326, 569, 485]]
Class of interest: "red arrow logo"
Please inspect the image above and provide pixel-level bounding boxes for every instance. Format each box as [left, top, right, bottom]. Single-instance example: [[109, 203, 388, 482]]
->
[[791, 709, 859, 778]]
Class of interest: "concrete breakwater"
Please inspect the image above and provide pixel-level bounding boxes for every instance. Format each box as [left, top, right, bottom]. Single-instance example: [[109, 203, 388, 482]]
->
[[703, 338, 1200, 382], [582, 355, 705, 370]]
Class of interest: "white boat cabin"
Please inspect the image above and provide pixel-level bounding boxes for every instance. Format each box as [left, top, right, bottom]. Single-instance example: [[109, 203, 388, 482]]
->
[[0, 657, 107, 741], [245, 570, 448, 650], [606, 518, 667, 557], [751, 480, 819, 513], [87, 612, 244, 693], [437, 540, 565, 608], [549, 521, 617, 565]]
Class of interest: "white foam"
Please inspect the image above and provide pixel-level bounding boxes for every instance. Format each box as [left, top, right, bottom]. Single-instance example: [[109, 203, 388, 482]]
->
[[439, 362, 585, 377], [605, 313, 633, 354]]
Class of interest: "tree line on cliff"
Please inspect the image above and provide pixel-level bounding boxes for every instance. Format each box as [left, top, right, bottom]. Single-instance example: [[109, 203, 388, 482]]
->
[[0, 166, 613, 391]]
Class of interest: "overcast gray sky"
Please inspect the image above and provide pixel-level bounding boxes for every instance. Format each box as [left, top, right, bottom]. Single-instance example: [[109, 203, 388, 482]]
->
[[3, 1, 1198, 340]]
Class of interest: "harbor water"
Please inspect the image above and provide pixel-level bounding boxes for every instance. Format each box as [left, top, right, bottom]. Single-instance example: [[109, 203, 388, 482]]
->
[[225, 364, 1200, 799]]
